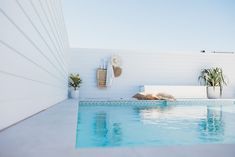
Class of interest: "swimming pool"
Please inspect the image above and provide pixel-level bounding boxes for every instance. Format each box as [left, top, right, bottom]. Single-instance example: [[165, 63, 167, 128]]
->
[[76, 100, 235, 148]]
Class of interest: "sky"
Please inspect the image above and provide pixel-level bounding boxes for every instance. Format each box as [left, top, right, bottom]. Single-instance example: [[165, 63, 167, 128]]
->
[[62, 0, 235, 52]]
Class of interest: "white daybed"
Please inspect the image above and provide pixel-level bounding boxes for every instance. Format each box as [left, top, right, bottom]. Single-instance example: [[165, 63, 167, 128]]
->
[[140, 85, 207, 99]]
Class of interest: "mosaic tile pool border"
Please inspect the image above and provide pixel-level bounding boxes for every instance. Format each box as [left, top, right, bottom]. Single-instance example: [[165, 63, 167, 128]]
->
[[79, 99, 235, 106]]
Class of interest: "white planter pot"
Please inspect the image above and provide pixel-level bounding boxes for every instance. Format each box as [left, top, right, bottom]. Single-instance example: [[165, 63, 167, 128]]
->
[[70, 89, 79, 99], [207, 86, 221, 99]]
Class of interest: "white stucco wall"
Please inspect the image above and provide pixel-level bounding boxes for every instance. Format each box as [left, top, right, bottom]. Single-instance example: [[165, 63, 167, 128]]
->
[[0, 0, 68, 130], [69, 48, 235, 99]]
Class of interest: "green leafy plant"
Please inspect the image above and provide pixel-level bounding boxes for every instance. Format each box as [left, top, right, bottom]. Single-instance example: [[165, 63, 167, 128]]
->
[[69, 74, 82, 90], [198, 67, 227, 95]]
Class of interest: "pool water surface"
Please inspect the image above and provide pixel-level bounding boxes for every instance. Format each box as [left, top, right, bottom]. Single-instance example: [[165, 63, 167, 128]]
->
[[76, 101, 235, 148]]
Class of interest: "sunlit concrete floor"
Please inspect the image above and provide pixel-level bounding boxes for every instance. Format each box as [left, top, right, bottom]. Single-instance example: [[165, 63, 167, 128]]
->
[[0, 99, 235, 157]]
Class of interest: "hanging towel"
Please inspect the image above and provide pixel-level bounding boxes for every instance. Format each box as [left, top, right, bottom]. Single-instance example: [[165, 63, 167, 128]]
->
[[106, 60, 114, 87]]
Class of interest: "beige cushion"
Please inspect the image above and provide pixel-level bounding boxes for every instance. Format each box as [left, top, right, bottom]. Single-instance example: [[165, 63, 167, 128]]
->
[[133, 92, 176, 101], [132, 93, 146, 100], [156, 93, 176, 101], [133, 93, 158, 100], [144, 94, 158, 100]]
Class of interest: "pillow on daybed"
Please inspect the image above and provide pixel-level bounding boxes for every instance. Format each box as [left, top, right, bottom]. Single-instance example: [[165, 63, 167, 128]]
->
[[133, 92, 176, 101], [132, 93, 157, 100], [155, 93, 176, 101]]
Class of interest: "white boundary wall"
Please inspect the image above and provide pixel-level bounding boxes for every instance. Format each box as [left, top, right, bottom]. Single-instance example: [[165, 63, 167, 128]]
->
[[69, 48, 235, 99]]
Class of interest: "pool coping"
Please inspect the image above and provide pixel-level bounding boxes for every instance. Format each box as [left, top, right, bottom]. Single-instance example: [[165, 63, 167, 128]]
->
[[77, 144, 235, 157]]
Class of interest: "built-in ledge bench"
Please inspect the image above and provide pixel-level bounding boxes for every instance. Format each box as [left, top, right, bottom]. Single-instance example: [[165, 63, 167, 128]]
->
[[140, 85, 207, 99]]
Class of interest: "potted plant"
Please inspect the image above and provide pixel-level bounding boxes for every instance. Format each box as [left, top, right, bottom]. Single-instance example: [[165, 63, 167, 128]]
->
[[198, 67, 227, 99], [69, 74, 82, 99]]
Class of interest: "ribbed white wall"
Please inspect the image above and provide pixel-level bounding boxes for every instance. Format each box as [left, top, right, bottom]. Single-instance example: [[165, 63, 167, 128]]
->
[[0, 0, 68, 130], [69, 48, 235, 99]]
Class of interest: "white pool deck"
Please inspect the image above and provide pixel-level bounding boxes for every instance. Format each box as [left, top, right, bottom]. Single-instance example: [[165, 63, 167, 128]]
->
[[0, 99, 235, 157]]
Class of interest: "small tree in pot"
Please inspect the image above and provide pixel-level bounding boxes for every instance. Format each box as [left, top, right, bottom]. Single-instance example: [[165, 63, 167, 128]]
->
[[198, 67, 227, 99], [69, 74, 82, 99]]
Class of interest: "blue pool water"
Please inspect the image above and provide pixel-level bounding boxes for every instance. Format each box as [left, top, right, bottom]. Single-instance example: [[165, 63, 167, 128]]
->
[[76, 100, 235, 148]]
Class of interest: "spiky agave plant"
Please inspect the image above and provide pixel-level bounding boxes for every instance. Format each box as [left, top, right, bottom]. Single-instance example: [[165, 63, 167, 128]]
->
[[69, 74, 82, 90], [198, 67, 227, 95]]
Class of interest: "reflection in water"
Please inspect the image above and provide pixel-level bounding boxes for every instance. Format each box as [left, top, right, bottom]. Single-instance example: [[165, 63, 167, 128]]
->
[[133, 101, 173, 115], [76, 101, 235, 148], [199, 105, 224, 141], [93, 112, 122, 146], [135, 103, 207, 124], [111, 123, 122, 146], [93, 112, 108, 138], [134, 103, 225, 142]]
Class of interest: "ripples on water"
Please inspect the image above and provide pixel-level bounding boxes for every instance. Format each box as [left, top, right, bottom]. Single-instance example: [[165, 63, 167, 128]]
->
[[76, 101, 235, 148]]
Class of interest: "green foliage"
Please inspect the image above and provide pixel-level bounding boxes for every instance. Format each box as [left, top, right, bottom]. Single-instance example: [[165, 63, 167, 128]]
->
[[198, 67, 227, 95], [69, 74, 82, 90]]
